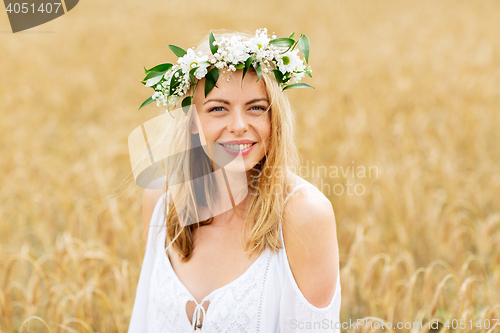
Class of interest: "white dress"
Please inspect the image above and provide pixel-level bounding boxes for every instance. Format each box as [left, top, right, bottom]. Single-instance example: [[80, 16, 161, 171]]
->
[[128, 183, 341, 332]]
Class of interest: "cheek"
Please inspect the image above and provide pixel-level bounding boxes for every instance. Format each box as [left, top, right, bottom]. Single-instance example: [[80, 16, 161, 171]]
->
[[256, 116, 272, 147], [198, 117, 220, 140]]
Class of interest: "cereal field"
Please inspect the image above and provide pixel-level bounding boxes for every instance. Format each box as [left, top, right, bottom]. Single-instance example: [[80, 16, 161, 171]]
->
[[1, 0, 499, 332]]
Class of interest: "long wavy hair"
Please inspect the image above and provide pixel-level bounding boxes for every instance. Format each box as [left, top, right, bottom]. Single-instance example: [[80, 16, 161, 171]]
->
[[161, 30, 300, 262]]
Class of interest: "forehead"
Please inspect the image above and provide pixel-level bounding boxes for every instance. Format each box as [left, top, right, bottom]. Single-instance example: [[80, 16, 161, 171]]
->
[[194, 69, 268, 103]]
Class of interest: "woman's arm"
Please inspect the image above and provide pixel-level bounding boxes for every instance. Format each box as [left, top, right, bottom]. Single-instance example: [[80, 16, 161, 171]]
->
[[282, 187, 340, 308], [128, 188, 167, 332]]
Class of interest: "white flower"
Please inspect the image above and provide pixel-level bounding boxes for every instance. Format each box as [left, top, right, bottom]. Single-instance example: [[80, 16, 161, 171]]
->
[[276, 49, 305, 74], [194, 62, 210, 79], [178, 48, 209, 74], [214, 36, 250, 65], [177, 48, 197, 71], [255, 28, 267, 37], [289, 71, 305, 84], [247, 29, 271, 54], [254, 34, 270, 49]]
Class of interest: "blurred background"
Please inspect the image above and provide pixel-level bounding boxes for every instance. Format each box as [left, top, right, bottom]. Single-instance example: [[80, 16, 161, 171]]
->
[[1, 0, 499, 332]]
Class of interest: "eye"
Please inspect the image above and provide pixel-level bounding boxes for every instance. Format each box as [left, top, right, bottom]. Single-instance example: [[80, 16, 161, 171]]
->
[[249, 105, 267, 111], [209, 106, 226, 112]]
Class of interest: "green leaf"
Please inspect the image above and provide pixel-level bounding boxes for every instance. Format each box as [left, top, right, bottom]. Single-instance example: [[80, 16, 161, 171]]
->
[[144, 74, 163, 87], [147, 63, 173, 73], [235, 63, 245, 69], [181, 96, 193, 114], [189, 67, 197, 82], [289, 32, 295, 39], [305, 67, 313, 78], [204, 67, 219, 97], [282, 72, 291, 84], [298, 34, 310, 63], [168, 44, 187, 57], [242, 56, 254, 82], [282, 82, 314, 91], [169, 69, 183, 95], [209, 31, 218, 55], [139, 96, 154, 110], [271, 69, 283, 84], [253, 63, 262, 82], [209, 67, 219, 83], [269, 37, 295, 48], [143, 70, 165, 81]]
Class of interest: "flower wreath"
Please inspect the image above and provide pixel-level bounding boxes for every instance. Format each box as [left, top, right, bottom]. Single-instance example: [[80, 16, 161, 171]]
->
[[139, 28, 313, 113]]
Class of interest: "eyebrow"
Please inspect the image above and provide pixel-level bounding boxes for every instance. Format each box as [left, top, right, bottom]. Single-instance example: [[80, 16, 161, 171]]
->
[[203, 98, 269, 105]]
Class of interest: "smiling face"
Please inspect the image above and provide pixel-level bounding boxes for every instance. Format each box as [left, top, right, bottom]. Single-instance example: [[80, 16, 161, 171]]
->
[[191, 69, 271, 172]]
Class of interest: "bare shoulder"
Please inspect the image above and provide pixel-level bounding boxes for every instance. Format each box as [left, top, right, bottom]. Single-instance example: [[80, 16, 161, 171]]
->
[[142, 189, 166, 244], [282, 173, 339, 308], [284, 174, 333, 220]]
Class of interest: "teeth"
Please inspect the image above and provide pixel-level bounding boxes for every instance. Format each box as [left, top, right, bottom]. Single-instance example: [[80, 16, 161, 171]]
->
[[221, 143, 254, 151]]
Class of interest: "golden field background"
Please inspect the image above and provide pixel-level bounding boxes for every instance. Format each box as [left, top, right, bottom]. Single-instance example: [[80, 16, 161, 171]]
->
[[1, 0, 500, 332]]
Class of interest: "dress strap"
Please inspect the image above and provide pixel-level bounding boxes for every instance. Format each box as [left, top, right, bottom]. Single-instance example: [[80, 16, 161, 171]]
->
[[283, 183, 317, 206]]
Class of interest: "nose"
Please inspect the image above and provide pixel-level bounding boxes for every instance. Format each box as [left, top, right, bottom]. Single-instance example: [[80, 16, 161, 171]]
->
[[227, 109, 249, 135]]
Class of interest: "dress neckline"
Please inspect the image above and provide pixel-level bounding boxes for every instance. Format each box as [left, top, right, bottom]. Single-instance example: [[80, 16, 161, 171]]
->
[[158, 181, 316, 305], [160, 227, 270, 304]]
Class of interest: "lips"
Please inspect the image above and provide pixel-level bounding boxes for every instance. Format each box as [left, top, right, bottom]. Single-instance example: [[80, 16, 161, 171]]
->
[[219, 142, 256, 151], [218, 142, 257, 156]]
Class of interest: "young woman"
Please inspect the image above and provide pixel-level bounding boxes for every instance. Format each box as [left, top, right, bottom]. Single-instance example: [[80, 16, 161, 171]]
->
[[128, 29, 341, 332]]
